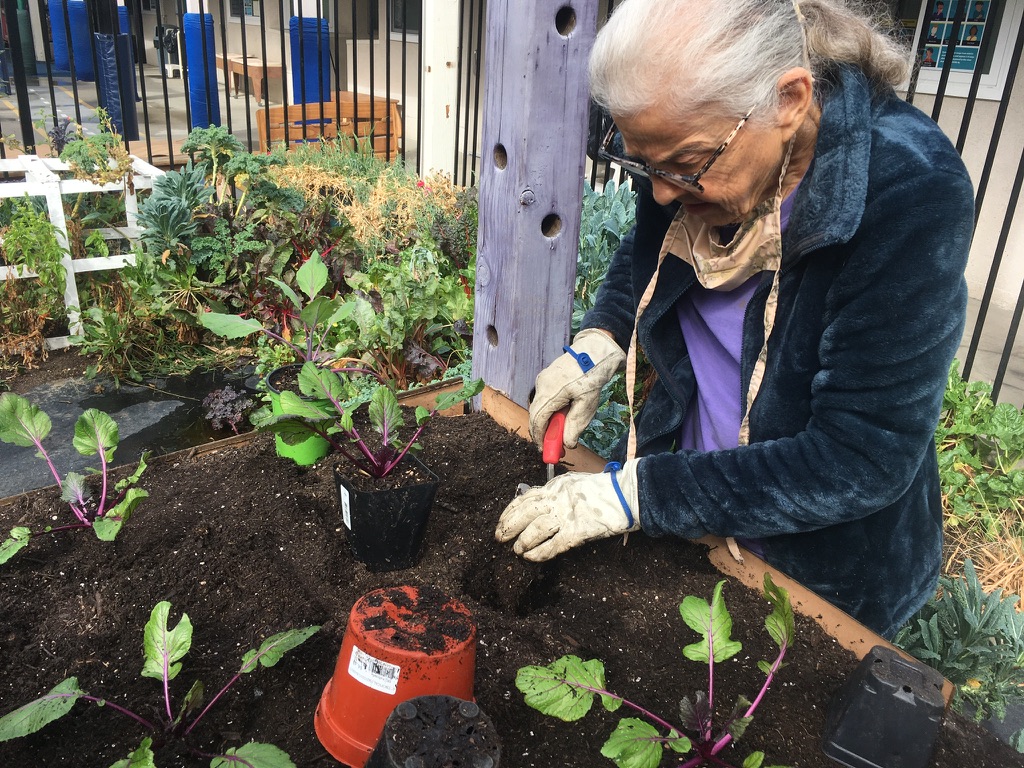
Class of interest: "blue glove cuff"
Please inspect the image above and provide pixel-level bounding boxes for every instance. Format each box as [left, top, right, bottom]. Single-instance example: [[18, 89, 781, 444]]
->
[[603, 462, 634, 528], [563, 344, 595, 373]]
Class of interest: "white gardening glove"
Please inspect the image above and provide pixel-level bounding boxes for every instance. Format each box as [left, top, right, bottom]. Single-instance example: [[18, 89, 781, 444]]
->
[[529, 328, 626, 449], [496, 461, 641, 561]]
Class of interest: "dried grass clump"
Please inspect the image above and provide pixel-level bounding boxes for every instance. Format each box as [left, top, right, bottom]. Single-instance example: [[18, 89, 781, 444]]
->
[[945, 529, 1024, 608]]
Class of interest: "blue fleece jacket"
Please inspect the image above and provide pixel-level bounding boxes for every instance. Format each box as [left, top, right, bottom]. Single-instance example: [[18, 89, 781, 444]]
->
[[582, 66, 974, 638]]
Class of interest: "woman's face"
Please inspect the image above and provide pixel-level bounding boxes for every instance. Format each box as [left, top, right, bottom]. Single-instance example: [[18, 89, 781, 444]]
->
[[614, 110, 784, 226], [612, 69, 817, 228]]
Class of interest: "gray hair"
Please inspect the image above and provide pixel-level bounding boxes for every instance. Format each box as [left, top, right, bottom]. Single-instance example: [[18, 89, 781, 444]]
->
[[589, 0, 912, 123]]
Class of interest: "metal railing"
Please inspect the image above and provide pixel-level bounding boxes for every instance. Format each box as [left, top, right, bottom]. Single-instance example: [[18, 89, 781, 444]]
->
[[1, 0, 1021, 404]]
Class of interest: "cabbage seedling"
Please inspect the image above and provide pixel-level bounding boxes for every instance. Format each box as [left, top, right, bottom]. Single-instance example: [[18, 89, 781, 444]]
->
[[0, 392, 148, 565], [0, 601, 319, 768], [516, 573, 795, 768]]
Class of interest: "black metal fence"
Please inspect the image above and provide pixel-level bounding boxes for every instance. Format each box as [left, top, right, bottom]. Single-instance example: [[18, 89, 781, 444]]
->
[[1, 0, 1021, 404]]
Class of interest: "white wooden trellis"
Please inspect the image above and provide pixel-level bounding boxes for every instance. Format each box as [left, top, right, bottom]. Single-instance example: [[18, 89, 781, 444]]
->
[[0, 154, 165, 348]]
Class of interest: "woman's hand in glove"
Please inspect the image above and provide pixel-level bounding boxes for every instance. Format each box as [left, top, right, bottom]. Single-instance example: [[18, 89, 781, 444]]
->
[[495, 461, 640, 561], [529, 328, 626, 450]]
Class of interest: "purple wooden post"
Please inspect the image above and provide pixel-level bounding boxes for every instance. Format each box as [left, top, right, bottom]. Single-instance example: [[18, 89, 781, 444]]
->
[[472, 2, 598, 409]]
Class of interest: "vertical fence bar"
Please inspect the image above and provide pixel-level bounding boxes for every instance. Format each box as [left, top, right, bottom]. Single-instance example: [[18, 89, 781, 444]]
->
[[217, 0, 233, 131], [278, 0, 290, 145], [60, 0, 84, 127], [156, 0, 179, 166], [333, 0, 341, 137], [961, 19, 1024, 379], [468, 0, 484, 185], [237, 0, 254, 149], [415, 1, 423, 172], [350, 0, 359, 129], [988, 144, 1024, 400], [452, 0, 465, 182], [130, 1, 155, 160], [175, 0, 195, 140], [259, 2, 271, 149], [3, 0, 37, 152], [34, 0, 60, 136]]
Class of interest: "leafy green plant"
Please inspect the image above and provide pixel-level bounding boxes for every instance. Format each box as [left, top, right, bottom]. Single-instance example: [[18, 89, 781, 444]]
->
[[199, 250, 353, 366], [0, 600, 318, 767], [936, 360, 1024, 540], [0, 198, 68, 366], [340, 244, 473, 388], [0, 393, 147, 565], [254, 361, 483, 478], [572, 180, 636, 456], [894, 559, 1024, 726], [516, 574, 793, 768]]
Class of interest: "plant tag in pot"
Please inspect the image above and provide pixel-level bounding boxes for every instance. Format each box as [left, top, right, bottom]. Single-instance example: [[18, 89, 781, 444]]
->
[[339, 484, 352, 529]]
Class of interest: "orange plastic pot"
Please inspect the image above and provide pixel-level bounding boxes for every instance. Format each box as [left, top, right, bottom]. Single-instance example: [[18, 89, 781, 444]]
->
[[314, 585, 477, 768]]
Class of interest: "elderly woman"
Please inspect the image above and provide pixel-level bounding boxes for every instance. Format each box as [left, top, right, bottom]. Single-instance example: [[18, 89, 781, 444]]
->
[[496, 0, 973, 639]]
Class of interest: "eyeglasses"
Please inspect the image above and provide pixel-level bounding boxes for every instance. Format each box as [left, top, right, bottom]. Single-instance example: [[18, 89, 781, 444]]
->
[[598, 111, 752, 193]]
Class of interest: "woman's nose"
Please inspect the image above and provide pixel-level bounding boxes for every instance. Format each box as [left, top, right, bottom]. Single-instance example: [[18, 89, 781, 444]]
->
[[650, 176, 690, 206]]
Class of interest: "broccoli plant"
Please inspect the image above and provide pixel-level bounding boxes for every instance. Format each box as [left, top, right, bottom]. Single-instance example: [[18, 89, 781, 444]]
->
[[0, 393, 148, 565], [516, 574, 795, 768], [0, 601, 319, 768]]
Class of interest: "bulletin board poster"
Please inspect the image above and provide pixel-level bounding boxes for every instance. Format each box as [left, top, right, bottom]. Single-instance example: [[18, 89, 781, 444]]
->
[[920, 0, 990, 72]]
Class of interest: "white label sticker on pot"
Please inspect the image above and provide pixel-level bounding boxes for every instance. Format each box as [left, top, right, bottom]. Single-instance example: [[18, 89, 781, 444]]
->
[[339, 485, 351, 529], [348, 645, 401, 694]]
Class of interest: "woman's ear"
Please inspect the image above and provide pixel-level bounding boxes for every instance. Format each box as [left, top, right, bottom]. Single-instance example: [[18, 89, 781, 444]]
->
[[775, 67, 815, 139]]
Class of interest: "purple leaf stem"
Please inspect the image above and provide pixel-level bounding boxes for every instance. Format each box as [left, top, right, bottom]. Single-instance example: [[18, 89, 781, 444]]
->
[[96, 425, 109, 516], [707, 640, 788, 758], [183, 672, 241, 737], [47, 691, 157, 731], [381, 413, 435, 476], [570, 682, 680, 737]]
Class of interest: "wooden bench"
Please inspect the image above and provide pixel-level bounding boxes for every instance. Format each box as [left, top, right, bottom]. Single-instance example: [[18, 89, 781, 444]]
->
[[255, 92, 403, 159]]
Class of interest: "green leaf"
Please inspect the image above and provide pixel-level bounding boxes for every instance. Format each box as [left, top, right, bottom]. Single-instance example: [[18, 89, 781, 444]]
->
[[762, 573, 794, 651], [680, 580, 743, 663], [296, 362, 351, 405], [73, 409, 118, 459], [742, 751, 766, 768], [0, 526, 31, 565], [199, 312, 266, 340], [368, 386, 403, 442], [515, 656, 620, 721], [436, 378, 485, 411], [666, 729, 691, 753], [115, 454, 149, 493], [414, 405, 431, 426], [109, 738, 156, 768], [93, 488, 148, 541], [295, 251, 329, 302], [600, 718, 669, 768], [0, 677, 84, 741], [142, 602, 193, 682], [298, 296, 344, 336], [174, 680, 205, 727], [239, 626, 320, 674], [210, 742, 296, 768], [61, 472, 89, 505], [277, 392, 333, 421], [0, 393, 51, 448]]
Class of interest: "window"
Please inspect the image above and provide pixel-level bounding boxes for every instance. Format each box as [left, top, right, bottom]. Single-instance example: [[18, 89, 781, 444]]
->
[[391, 0, 421, 35], [229, 0, 260, 18]]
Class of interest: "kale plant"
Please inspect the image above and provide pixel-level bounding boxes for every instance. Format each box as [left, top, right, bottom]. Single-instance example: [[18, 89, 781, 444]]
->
[[254, 361, 483, 478], [516, 574, 794, 768], [0, 601, 318, 767], [0, 393, 148, 565], [202, 385, 256, 434]]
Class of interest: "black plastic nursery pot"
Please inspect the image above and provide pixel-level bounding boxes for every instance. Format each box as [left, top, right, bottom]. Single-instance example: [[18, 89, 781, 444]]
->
[[314, 586, 477, 768], [334, 456, 439, 572], [366, 695, 501, 768], [265, 364, 331, 466], [822, 645, 947, 768]]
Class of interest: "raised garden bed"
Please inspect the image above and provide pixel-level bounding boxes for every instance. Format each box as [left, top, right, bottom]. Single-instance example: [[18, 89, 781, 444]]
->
[[1, 405, 1021, 767]]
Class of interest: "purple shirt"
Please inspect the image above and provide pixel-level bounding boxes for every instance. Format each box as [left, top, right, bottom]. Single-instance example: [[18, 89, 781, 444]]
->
[[677, 190, 798, 453], [675, 192, 798, 557]]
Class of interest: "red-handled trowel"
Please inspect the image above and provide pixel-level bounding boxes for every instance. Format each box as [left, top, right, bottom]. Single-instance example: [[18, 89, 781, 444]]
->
[[542, 410, 567, 482]]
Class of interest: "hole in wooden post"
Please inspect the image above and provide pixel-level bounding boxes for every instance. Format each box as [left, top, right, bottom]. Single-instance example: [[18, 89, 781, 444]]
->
[[493, 144, 508, 169], [486, 325, 499, 347], [541, 213, 562, 238], [555, 6, 577, 36]]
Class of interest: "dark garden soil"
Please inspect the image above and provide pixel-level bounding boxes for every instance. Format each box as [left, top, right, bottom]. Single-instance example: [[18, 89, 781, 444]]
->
[[1, 353, 1022, 768]]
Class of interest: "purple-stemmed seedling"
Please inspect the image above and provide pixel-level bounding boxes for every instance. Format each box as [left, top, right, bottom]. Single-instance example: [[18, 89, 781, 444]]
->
[[0, 600, 319, 768], [516, 573, 795, 768], [0, 392, 148, 565], [255, 361, 483, 478]]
